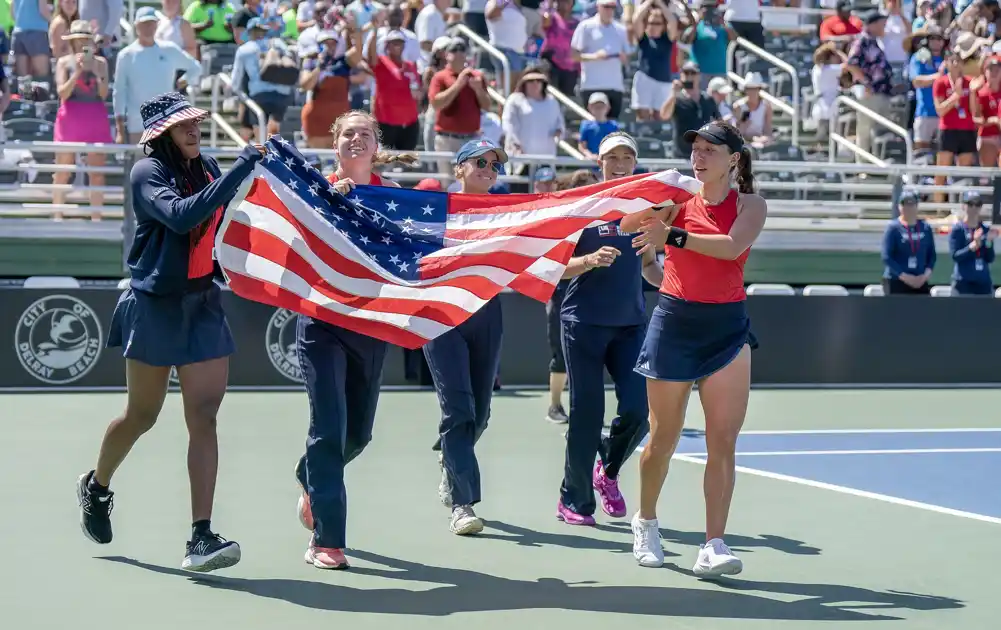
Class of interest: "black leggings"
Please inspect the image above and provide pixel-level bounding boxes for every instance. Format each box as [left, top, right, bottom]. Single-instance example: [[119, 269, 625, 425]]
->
[[547, 283, 567, 374], [379, 121, 420, 151]]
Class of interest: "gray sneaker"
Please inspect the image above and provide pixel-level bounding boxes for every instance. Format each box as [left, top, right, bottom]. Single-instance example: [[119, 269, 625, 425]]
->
[[546, 404, 569, 424], [450, 505, 484, 535], [438, 452, 453, 508]]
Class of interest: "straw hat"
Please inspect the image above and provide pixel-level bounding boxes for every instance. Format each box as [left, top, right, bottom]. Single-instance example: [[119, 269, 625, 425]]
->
[[901, 24, 944, 54], [516, 71, 549, 92], [742, 72, 767, 89], [62, 20, 96, 41]]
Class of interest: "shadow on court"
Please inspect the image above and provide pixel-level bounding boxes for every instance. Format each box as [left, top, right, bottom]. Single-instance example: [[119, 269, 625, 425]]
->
[[481, 520, 822, 557], [98, 554, 962, 622]]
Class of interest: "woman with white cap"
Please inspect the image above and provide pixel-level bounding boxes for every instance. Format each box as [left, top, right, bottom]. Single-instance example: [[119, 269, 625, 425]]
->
[[556, 131, 660, 527], [732, 72, 772, 144], [367, 28, 422, 150], [52, 19, 111, 220]]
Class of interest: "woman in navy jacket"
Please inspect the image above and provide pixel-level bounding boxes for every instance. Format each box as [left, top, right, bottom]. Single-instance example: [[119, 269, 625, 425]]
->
[[75, 92, 264, 573], [881, 190, 936, 295], [949, 191, 997, 296]]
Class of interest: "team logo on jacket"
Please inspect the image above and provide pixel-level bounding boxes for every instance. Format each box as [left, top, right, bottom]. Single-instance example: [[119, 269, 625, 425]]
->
[[266, 308, 303, 383], [14, 295, 103, 385], [169, 366, 180, 385]]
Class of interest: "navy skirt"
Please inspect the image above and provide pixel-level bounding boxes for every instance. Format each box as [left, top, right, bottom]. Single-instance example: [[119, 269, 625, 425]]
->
[[107, 282, 236, 367], [635, 293, 757, 382]]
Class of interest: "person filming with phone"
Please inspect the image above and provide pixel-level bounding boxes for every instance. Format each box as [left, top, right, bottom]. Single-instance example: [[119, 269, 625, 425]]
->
[[661, 61, 720, 159]]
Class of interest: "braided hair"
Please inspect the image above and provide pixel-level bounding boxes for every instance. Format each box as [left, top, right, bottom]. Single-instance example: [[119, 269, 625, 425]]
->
[[145, 133, 213, 241]]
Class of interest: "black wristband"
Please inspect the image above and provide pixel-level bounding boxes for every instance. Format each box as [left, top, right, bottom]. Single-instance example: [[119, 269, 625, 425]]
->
[[667, 226, 688, 249]]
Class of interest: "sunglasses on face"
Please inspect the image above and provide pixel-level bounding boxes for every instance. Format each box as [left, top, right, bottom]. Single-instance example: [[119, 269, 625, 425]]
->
[[473, 157, 503, 172]]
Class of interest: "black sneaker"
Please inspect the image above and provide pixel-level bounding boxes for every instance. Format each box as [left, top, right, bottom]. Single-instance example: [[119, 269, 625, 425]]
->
[[76, 471, 114, 544], [181, 530, 242, 573]]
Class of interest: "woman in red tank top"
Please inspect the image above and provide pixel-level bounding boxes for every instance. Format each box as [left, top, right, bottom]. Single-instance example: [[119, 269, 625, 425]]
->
[[295, 111, 420, 571], [628, 120, 768, 577]]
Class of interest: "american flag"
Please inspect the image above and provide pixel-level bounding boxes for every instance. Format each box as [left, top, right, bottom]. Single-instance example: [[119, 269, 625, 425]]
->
[[215, 136, 701, 349]]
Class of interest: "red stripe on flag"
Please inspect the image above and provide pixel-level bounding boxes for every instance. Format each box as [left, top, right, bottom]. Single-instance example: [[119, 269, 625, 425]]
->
[[508, 273, 559, 302], [418, 250, 542, 280], [226, 271, 430, 349]]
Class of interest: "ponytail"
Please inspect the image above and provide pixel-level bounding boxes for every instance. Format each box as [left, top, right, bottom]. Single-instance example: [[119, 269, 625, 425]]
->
[[734, 146, 755, 194], [373, 151, 421, 167]]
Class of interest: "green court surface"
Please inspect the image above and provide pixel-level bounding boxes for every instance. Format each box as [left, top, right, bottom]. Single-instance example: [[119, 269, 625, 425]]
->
[[2, 389, 999, 629]]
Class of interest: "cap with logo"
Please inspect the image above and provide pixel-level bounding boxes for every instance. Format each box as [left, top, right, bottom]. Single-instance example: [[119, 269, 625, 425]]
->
[[455, 137, 509, 166], [683, 121, 745, 154], [899, 190, 919, 205], [134, 6, 159, 23], [598, 133, 638, 158], [534, 167, 556, 182], [963, 190, 983, 205]]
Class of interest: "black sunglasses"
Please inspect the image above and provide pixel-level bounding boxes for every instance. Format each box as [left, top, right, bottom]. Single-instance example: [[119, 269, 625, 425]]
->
[[470, 156, 503, 173]]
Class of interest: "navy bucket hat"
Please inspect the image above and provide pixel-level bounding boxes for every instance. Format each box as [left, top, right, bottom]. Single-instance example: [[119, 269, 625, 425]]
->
[[139, 91, 209, 145]]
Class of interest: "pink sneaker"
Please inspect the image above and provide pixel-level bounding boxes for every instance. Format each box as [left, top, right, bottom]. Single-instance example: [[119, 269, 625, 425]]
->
[[593, 460, 627, 518], [557, 501, 596, 526], [305, 535, 350, 570]]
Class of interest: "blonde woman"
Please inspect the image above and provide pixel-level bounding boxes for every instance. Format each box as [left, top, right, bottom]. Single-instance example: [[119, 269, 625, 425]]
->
[[48, 0, 80, 59]]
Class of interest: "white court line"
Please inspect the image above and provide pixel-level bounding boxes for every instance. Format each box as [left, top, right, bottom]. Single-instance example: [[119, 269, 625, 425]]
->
[[736, 428, 1001, 435], [666, 452, 1001, 526], [680, 447, 1001, 457]]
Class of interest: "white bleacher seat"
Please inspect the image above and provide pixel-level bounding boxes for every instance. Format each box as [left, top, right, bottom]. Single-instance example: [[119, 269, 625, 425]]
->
[[746, 283, 795, 296], [994, 287, 1001, 298], [802, 284, 850, 296], [863, 284, 885, 296], [117, 278, 130, 289], [22, 276, 80, 289], [930, 285, 954, 297]]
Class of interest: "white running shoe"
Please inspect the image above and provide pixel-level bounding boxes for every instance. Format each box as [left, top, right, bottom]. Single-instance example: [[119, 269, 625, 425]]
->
[[438, 452, 453, 508], [631, 512, 665, 568], [693, 538, 743, 577], [450, 505, 483, 535]]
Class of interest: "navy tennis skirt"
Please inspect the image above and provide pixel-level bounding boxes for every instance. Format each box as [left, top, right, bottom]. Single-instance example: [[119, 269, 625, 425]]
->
[[107, 281, 236, 367], [635, 293, 757, 382]]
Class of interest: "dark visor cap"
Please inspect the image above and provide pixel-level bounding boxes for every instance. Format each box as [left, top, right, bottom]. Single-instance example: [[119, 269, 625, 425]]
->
[[683, 122, 744, 153]]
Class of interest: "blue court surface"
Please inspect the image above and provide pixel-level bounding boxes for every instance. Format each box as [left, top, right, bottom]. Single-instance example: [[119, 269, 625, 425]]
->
[[662, 428, 1001, 523]]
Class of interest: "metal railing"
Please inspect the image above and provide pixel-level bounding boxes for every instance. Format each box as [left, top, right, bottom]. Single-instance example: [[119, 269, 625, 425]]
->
[[829, 95, 913, 166], [547, 85, 593, 123], [726, 37, 799, 146], [210, 73, 266, 147], [484, 86, 585, 160], [448, 23, 512, 97]]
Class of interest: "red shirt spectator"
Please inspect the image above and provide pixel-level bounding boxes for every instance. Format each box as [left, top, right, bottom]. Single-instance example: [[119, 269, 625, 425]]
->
[[934, 73, 976, 131], [977, 84, 1001, 136], [819, 2, 863, 42], [373, 55, 421, 127], [428, 67, 482, 135]]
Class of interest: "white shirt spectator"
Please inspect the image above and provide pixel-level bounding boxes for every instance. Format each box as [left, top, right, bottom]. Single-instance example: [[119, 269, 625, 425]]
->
[[486, 1, 528, 53], [415, 1, 448, 69], [80, 0, 124, 41], [364, 26, 422, 65], [113, 41, 203, 134], [570, 15, 630, 92], [345, 0, 387, 30], [881, 13, 909, 64], [501, 91, 565, 157]]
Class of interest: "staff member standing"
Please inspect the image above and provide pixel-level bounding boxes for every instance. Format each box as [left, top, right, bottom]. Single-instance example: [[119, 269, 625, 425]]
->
[[949, 191, 997, 295], [426, 138, 508, 537], [556, 132, 656, 527], [76, 92, 264, 573], [881, 190, 936, 294]]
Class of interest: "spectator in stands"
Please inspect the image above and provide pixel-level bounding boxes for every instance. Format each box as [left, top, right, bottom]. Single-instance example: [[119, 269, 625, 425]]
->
[[415, 0, 449, 70], [184, 0, 236, 45], [912, 0, 934, 30], [571, 0, 630, 120], [680, 1, 733, 90], [428, 38, 491, 172], [52, 20, 110, 220], [79, 0, 122, 59], [932, 49, 977, 201], [113, 8, 202, 144], [844, 12, 893, 162], [956, 0, 1001, 35], [630, 0, 675, 122], [540, 0, 579, 97], [881, 190, 935, 295], [296, 0, 331, 54], [11, 0, 53, 86], [502, 69, 565, 165], [949, 191, 996, 295], [297, 0, 319, 30], [156, 0, 200, 58], [231, 17, 295, 141], [662, 61, 720, 159], [48, 0, 79, 59], [706, 76, 734, 124], [367, 29, 421, 149], [534, 165, 556, 192], [485, 0, 529, 86], [422, 35, 452, 155], [232, 0, 265, 43], [881, 0, 911, 66], [810, 42, 845, 142], [577, 92, 619, 159], [301, 29, 352, 148], [732, 72, 773, 145], [973, 55, 1001, 168], [724, 0, 763, 48], [462, 0, 490, 39], [906, 25, 945, 154], [280, 1, 300, 39], [345, 0, 387, 32], [365, 3, 421, 64], [819, 1, 862, 43]]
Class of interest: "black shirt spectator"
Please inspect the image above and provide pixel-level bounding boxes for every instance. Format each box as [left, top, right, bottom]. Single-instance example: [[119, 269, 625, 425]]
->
[[661, 62, 719, 158]]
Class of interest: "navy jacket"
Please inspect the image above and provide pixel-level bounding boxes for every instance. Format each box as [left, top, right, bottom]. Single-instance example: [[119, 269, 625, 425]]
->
[[881, 218, 936, 280], [127, 144, 263, 296], [949, 221, 995, 288], [561, 220, 646, 328]]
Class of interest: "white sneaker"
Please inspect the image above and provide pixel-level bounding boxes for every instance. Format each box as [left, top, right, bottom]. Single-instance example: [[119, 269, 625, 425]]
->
[[692, 538, 743, 577], [450, 505, 483, 536], [437, 452, 453, 508], [631, 512, 665, 568]]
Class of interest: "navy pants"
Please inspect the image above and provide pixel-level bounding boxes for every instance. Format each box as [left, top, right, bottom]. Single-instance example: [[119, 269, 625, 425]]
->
[[423, 298, 503, 507], [560, 320, 649, 516], [295, 316, 387, 549]]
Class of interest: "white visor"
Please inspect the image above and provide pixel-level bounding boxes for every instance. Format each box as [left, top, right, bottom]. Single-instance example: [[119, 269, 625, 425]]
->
[[598, 134, 638, 157]]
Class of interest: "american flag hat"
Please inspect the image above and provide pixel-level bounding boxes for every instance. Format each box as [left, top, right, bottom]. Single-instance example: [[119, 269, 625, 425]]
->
[[138, 91, 209, 145]]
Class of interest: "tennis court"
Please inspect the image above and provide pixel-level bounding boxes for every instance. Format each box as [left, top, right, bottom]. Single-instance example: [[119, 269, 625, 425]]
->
[[2, 388, 997, 629]]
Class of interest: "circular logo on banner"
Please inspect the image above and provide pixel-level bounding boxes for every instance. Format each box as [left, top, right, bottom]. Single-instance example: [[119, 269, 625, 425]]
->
[[266, 308, 303, 383], [169, 366, 180, 385], [15, 295, 103, 385]]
